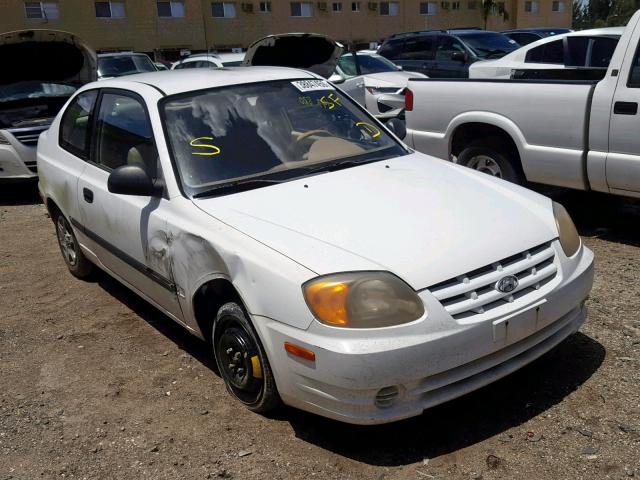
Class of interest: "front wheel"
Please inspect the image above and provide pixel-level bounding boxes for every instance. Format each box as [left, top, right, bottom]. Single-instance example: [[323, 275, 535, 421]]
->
[[457, 138, 524, 185], [212, 302, 281, 413]]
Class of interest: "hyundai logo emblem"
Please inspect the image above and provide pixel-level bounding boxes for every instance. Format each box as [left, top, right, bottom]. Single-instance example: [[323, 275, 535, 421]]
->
[[496, 275, 519, 293]]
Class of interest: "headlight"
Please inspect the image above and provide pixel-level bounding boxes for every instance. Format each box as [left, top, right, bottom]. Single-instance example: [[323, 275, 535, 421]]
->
[[552, 201, 580, 257], [365, 86, 400, 95], [0, 132, 9, 145], [303, 271, 425, 328]]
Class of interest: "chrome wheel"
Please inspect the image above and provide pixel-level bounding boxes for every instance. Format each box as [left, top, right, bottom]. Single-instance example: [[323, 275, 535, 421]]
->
[[466, 155, 503, 178], [56, 216, 77, 267]]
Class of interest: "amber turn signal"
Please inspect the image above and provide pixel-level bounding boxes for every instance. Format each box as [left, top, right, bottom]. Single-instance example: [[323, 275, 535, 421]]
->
[[284, 342, 316, 362], [303, 280, 350, 326]]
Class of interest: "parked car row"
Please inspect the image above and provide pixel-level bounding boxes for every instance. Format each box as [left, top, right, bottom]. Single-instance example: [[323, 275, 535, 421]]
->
[[405, 10, 640, 198]]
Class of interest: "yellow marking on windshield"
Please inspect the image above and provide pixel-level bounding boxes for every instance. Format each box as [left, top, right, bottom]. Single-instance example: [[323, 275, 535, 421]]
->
[[298, 93, 343, 110], [356, 122, 381, 139], [190, 137, 221, 156]]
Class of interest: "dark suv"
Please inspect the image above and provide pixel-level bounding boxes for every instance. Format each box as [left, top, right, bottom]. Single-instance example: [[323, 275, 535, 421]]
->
[[378, 29, 519, 78]]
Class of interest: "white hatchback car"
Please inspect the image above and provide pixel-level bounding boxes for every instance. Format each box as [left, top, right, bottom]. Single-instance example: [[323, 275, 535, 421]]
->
[[38, 68, 594, 425]]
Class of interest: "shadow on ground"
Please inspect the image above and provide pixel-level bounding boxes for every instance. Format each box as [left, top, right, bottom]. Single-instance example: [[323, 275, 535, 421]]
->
[[0, 181, 41, 206], [94, 268, 605, 467]]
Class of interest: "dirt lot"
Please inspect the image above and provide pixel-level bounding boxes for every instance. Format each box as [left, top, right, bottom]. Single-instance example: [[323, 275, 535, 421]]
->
[[0, 183, 639, 480]]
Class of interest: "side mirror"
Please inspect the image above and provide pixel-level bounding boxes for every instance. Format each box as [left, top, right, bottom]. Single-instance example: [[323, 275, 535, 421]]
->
[[107, 165, 161, 196], [385, 117, 407, 140], [331, 76, 346, 84], [451, 51, 467, 62]]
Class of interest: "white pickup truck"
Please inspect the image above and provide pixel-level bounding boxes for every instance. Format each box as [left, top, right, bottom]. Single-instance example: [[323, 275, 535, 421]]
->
[[405, 10, 640, 198]]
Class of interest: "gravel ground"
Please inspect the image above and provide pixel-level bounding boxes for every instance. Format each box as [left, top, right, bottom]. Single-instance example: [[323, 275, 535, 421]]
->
[[0, 183, 638, 480]]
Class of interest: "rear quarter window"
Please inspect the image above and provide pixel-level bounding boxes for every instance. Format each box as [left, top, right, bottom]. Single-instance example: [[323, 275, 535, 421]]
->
[[59, 90, 98, 159], [525, 39, 564, 64]]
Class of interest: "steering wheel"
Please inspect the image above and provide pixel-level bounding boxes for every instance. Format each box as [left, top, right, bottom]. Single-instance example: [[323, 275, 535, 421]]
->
[[295, 129, 334, 143]]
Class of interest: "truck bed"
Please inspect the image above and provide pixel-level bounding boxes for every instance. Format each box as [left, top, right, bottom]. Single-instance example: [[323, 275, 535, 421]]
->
[[405, 78, 598, 190]]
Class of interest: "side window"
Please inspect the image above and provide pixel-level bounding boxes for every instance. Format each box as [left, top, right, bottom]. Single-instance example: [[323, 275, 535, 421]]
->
[[525, 39, 564, 64], [435, 36, 466, 60], [628, 42, 640, 87], [94, 92, 158, 177], [589, 37, 618, 68], [59, 90, 98, 159], [566, 37, 589, 67], [397, 36, 435, 60], [175, 61, 197, 69], [378, 39, 403, 59]]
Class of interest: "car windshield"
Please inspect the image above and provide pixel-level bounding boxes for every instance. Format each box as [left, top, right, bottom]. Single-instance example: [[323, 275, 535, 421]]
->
[[162, 79, 406, 197], [0, 82, 77, 103], [337, 54, 400, 76], [457, 32, 519, 58], [98, 55, 157, 78]]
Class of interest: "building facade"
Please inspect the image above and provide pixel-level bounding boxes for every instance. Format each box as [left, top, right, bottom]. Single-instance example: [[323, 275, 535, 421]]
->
[[0, 0, 572, 60]]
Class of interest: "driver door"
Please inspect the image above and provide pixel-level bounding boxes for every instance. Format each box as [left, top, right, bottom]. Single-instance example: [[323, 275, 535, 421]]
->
[[431, 35, 470, 78], [77, 89, 184, 322]]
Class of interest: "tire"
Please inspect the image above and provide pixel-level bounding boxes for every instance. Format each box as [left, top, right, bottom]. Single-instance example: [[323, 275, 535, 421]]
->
[[457, 137, 524, 185], [212, 302, 281, 413], [52, 210, 94, 279]]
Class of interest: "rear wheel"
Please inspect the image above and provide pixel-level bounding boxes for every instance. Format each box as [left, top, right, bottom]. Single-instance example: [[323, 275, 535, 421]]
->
[[212, 302, 281, 413], [457, 137, 524, 185], [53, 211, 94, 279]]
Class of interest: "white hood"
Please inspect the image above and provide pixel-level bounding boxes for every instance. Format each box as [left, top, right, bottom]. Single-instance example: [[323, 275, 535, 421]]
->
[[364, 71, 427, 87], [193, 153, 558, 289]]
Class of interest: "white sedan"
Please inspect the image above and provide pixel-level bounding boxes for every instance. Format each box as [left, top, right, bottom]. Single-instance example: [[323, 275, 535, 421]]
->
[[38, 67, 593, 424], [470, 27, 623, 80], [330, 52, 427, 118]]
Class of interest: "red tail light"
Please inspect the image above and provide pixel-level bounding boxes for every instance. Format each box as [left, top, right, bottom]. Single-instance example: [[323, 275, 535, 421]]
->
[[404, 88, 413, 111]]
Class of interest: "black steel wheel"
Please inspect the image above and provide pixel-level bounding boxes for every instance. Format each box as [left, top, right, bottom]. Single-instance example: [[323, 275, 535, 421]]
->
[[212, 302, 281, 413]]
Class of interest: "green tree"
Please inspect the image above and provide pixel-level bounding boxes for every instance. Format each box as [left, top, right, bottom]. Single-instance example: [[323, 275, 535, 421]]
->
[[482, 0, 509, 30]]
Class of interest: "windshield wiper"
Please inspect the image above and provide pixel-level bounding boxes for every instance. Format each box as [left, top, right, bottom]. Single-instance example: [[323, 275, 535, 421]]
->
[[484, 49, 507, 59], [300, 155, 395, 177], [192, 178, 285, 198]]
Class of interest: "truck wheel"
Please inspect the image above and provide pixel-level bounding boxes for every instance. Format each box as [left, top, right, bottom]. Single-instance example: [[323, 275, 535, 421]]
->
[[213, 302, 281, 414], [457, 138, 524, 184], [53, 210, 94, 279]]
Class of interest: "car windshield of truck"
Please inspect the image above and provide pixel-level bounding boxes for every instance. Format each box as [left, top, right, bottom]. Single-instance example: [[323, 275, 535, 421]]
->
[[457, 32, 519, 58], [0, 82, 77, 103], [337, 54, 400, 76], [162, 79, 406, 197], [98, 55, 157, 78]]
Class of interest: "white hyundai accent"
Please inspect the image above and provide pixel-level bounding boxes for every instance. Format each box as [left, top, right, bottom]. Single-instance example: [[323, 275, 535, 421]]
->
[[37, 68, 594, 425]]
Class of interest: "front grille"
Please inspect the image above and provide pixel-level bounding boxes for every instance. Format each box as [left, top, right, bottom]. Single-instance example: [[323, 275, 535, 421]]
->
[[428, 241, 557, 320], [24, 160, 37, 173], [8, 126, 48, 147]]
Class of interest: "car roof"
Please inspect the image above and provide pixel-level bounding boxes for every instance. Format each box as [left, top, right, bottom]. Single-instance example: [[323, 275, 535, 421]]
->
[[503, 27, 571, 34], [89, 67, 317, 96], [387, 29, 502, 41], [98, 52, 150, 58]]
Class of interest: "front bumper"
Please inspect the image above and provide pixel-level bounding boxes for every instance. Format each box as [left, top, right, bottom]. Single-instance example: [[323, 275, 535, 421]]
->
[[254, 242, 594, 425], [0, 131, 38, 181]]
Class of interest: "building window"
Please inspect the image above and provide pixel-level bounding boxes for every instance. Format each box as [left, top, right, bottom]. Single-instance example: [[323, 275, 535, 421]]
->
[[451, 1, 460, 9], [351, 1, 360, 10], [552, 0, 564, 12], [419, 1, 437, 14], [291, 2, 313, 16], [490, 1, 504, 14], [95, 1, 126, 18], [379, 1, 398, 15], [332, 2, 342, 11], [440, 1, 450, 9], [467, 0, 476, 8], [259, 1, 271, 12], [212, 2, 236, 17], [24, 2, 59, 19], [524, 0, 538, 13], [157, 1, 185, 17]]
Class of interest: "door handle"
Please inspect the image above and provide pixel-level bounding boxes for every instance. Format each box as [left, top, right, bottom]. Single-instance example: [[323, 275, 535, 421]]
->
[[614, 101, 638, 115], [83, 187, 94, 203]]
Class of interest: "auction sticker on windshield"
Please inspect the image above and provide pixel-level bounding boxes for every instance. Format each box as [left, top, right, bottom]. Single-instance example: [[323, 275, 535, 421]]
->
[[291, 79, 334, 92]]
